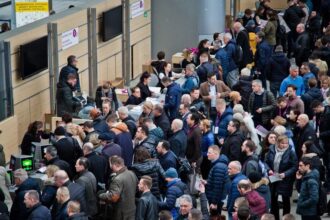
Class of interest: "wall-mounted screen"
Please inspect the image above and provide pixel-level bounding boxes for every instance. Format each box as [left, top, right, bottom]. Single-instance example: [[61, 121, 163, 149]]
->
[[102, 6, 123, 42]]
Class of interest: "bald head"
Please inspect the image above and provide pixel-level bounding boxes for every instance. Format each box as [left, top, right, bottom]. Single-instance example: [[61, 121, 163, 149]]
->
[[171, 119, 183, 132], [54, 170, 69, 187], [228, 161, 241, 176], [297, 114, 309, 128], [296, 23, 305, 33]]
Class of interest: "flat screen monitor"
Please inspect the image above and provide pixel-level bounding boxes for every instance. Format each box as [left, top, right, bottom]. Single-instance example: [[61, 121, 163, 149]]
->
[[31, 142, 50, 162], [20, 36, 48, 79], [102, 5, 123, 42], [21, 158, 33, 171]]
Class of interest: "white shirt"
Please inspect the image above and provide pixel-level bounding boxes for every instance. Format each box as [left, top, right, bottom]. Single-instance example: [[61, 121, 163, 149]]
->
[[210, 84, 216, 107]]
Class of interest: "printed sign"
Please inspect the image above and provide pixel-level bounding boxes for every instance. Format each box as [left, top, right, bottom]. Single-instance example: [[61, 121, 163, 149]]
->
[[61, 28, 79, 50], [15, 0, 49, 27], [130, 0, 144, 19]]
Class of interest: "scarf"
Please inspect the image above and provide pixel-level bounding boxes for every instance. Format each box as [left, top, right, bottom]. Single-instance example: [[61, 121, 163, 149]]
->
[[273, 146, 287, 173]]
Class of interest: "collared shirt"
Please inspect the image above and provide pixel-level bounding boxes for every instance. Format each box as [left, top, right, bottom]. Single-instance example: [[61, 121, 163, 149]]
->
[[209, 83, 216, 107]]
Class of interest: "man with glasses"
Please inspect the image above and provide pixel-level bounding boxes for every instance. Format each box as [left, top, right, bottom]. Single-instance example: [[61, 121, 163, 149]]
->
[[201, 145, 230, 216]]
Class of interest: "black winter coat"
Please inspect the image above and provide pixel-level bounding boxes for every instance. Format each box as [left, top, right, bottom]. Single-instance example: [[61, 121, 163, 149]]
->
[[158, 151, 177, 171], [68, 213, 89, 220], [236, 29, 253, 68], [122, 115, 137, 138], [10, 178, 40, 220], [222, 130, 245, 162], [265, 52, 290, 82], [95, 86, 118, 110], [46, 157, 73, 180], [130, 159, 165, 200], [168, 130, 187, 158], [294, 32, 311, 66], [265, 145, 298, 197], [232, 76, 253, 110], [27, 203, 51, 220], [137, 82, 151, 101], [85, 151, 108, 184], [316, 105, 330, 150], [301, 87, 323, 118], [283, 4, 306, 31], [293, 124, 318, 158], [135, 137, 157, 158], [63, 181, 87, 213], [56, 81, 81, 117], [154, 112, 171, 139], [59, 64, 80, 92], [92, 117, 110, 134]]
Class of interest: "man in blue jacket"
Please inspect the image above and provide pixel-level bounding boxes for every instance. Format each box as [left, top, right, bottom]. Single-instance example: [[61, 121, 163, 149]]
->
[[227, 161, 247, 220], [161, 77, 182, 121], [202, 145, 230, 216], [181, 64, 199, 94], [279, 65, 305, 96], [224, 33, 239, 88], [255, 31, 272, 88]]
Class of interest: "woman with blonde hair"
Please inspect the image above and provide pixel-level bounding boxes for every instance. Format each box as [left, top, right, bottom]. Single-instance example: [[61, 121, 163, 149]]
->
[[41, 165, 60, 208], [229, 91, 242, 108], [66, 123, 85, 148], [181, 48, 195, 69]]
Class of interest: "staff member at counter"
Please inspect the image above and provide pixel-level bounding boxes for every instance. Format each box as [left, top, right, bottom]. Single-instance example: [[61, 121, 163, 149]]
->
[[137, 72, 152, 101]]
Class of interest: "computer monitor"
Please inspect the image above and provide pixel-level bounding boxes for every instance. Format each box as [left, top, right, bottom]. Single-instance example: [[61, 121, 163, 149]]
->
[[9, 155, 34, 172], [31, 142, 51, 162]]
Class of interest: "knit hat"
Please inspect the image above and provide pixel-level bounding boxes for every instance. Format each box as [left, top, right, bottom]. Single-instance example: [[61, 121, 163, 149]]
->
[[275, 45, 283, 52], [98, 132, 115, 141], [248, 171, 262, 183], [54, 126, 66, 136], [165, 168, 178, 178]]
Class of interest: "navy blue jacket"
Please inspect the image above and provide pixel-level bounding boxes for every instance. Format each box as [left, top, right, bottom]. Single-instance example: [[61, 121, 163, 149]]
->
[[181, 75, 199, 94], [227, 173, 247, 215], [301, 87, 324, 119], [265, 145, 298, 197], [27, 203, 51, 220], [164, 82, 182, 121], [63, 181, 87, 213], [265, 52, 290, 82], [41, 183, 57, 208], [158, 151, 177, 171], [255, 40, 272, 72], [92, 117, 110, 134], [114, 132, 134, 167], [85, 151, 108, 184], [52, 199, 69, 220], [158, 179, 187, 210], [10, 178, 41, 220], [201, 131, 215, 157], [224, 40, 238, 72], [214, 107, 233, 139], [296, 169, 319, 216], [215, 48, 229, 79], [205, 155, 230, 205]]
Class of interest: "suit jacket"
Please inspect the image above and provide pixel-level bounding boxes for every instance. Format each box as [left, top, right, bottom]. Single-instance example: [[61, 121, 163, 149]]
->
[[200, 81, 231, 114]]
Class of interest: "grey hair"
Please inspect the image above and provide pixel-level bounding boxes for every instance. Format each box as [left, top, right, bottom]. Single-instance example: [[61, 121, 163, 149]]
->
[[46, 146, 57, 157], [172, 119, 183, 130], [57, 186, 70, 199], [179, 194, 193, 205], [274, 125, 286, 135], [230, 161, 242, 171], [290, 64, 299, 71], [82, 142, 94, 152], [240, 67, 251, 76], [252, 79, 263, 86], [118, 106, 129, 116], [14, 168, 28, 182], [186, 63, 196, 72], [224, 32, 232, 40], [25, 190, 40, 202]]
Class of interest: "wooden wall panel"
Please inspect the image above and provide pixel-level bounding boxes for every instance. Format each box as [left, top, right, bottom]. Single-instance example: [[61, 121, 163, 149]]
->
[[130, 24, 151, 45], [107, 56, 116, 81], [97, 37, 122, 61], [132, 37, 151, 78], [13, 73, 49, 104], [56, 11, 87, 34], [98, 60, 108, 83], [14, 100, 30, 144], [115, 52, 122, 78], [79, 70, 89, 93], [58, 40, 89, 66], [0, 116, 19, 158], [29, 89, 51, 122]]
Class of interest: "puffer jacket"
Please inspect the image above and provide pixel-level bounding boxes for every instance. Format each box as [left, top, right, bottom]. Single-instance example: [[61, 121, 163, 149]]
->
[[283, 4, 306, 31], [265, 145, 298, 197], [41, 178, 58, 208], [149, 127, 164, 144], [135, 137, 157, 158], [227, 173, 247, 215], [225, 39, 238, 72], [214, 107, 233, 139], [296, 169, 319, 216], [56, 81, 81, 117], [201, 131, 215, 157], [252, 178, 271, 211], [205, 155, 230, 205], [158, 179, 187, 211], [130, 159, 165, 200]]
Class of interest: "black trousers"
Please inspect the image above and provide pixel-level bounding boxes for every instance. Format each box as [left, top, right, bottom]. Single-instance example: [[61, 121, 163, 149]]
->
[[270, 187, 291, 220], [301, 215, 321, 220]]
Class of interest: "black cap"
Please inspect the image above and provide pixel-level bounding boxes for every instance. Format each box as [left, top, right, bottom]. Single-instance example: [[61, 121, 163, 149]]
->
[[54, 126, 66, 136]]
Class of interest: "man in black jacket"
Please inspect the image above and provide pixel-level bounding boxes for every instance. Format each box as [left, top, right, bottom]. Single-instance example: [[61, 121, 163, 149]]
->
[[53, 126, 83, 173], [283, 0, 306, 57], [24, 190, 51, 220], [118, 106, 137, 138], [312, 100, 330, 191], [136, 176, 159, 220], [59, 55, 81, 92], [168, 119, 187, 158], [56, 73, 82, 117], [54, 170, 86, 213], [301, 78, 323, 119], [153, 104, 171, 139], [294, 23, 311, 67], [265, 45, 290, 98], [82, 142, 108, 185], [44, 146, 73, 180], [233, 22, 253, 69]]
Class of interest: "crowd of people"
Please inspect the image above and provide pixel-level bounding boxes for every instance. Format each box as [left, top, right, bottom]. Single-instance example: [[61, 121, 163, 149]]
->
[[2, 0, 330, 219]]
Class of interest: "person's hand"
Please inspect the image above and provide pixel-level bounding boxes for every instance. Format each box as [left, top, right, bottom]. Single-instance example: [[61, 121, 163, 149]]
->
[[219, 138, 224, 145], [199, 183, 205, 193], [268, 170, 274, 176], [296, 171, 302, 180], [256, 108, 262, 113], [217, 93, 221, 98], [200, 179, 207, 185], [210, 204, 217, 210], [279, 173, 285, 179]]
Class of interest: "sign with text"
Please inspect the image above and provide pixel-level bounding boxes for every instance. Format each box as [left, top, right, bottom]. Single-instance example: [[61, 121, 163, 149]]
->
[[130, 0, 144, 19], [61, 28, 79, 50], [15, 0, 49, 27]]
